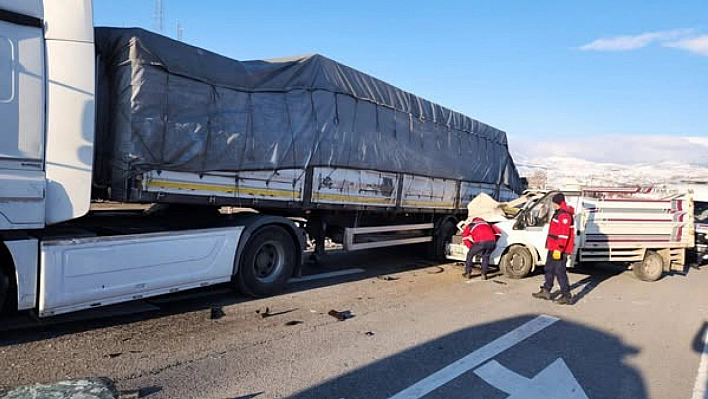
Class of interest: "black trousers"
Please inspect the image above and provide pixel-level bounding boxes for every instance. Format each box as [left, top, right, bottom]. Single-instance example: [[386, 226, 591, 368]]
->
[[465, 240, 496, 274], [543, 250, 570, 296]]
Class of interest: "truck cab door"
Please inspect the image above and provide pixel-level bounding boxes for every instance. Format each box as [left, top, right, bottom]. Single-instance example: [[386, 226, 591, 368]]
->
[[0, 6, 46, 229]]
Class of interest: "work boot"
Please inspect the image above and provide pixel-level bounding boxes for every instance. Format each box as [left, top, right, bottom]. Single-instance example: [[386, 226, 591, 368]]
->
[[556, 295, 573, 305], [532, 288, 551, 300], [481, 273, 488, 281], [462, 272, 471, 279]]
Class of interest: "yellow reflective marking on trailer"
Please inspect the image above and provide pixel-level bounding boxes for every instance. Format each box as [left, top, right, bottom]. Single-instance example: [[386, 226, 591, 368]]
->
[[402, 200, 455, 208], [312, 193, 395, 204], [146, 180, 302, 199]]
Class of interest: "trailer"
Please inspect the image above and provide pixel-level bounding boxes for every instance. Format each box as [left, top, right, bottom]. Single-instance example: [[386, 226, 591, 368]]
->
[[446, 188, 695, 281], [0, 1, 522, 317]]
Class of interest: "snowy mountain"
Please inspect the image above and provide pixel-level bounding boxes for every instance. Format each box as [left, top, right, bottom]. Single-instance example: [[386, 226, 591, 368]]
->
[[509, 135, 708, 193], [515, 156, 708, 188]]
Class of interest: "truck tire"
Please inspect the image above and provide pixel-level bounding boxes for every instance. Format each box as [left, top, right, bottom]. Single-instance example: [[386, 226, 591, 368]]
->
[[0, 268, 8, 314], [633, 250, 664, 282], [237, 225, 296, 297], [500, 246, 533, 279], [429, 220, 457, 261]]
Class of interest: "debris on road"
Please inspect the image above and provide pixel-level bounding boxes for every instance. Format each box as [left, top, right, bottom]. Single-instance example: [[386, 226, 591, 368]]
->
[[285, 320, 303, 326], [256, 307, 298, 319], [328, 309, 354, 321], [105, 352, 122, 359], [210, 306, 226, 320], [0, 378, 119, 399], [117, 390, 139, 399], [377, 275, 399, 281], [493, 280, 508, 285], [364, 331, 375, 336], [256, 307, 272, 318]]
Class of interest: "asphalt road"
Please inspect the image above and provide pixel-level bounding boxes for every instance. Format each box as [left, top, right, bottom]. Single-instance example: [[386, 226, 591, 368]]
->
[[0, 248, 706, 399]]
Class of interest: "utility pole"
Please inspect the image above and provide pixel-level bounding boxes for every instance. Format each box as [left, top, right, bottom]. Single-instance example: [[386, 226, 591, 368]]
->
[[176, 20, 183, 41], [154, 0, 164, 33]]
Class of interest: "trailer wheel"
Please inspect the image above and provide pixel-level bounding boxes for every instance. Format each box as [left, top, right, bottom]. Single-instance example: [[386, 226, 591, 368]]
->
[[633, 250, 664, 282], [238, 225, 296, 297], [430, 220, 457, 261], [500, 246, 533, 279]]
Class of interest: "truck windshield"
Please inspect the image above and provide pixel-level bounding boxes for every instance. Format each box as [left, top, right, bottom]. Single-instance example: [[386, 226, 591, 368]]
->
[[696, 201, 708, 224]]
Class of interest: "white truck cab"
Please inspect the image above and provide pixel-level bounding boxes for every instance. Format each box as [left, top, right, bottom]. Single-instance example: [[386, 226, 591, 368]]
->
[[0, 0, 95, 230]]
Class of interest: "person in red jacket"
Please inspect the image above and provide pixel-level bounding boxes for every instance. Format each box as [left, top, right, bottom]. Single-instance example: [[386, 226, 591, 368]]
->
[[462, 217, 502, 280], [532, 192, 575, 305]]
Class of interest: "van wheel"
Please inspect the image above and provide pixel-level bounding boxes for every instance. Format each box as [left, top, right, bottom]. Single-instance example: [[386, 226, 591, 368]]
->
[[501, 246, 533, 279], [633, 251, 664, 281], [237, 225, 296, 297]]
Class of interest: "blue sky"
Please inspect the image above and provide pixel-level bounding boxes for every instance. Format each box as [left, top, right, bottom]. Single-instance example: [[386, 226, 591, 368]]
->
[[93, 1, 707, 163]]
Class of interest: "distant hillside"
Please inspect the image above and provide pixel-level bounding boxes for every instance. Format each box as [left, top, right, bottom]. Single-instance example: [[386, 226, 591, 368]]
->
[[514, 155, 708, 190]]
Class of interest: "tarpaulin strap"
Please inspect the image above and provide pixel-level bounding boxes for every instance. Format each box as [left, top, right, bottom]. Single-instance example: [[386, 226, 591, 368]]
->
[[159, 71, 170, 167], [199, 85, 218, 176], [343, 97, 359, 167], [307, 90, 321, 168], [393, 109, 397, 139], [237, 92, 253, 172], [333, 93, 340, 126], [282, 92, 298, 189], [375, 104, 381, 141]]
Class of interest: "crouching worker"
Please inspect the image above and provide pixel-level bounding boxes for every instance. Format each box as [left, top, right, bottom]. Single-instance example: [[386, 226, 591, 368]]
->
[[462, 217, 502, 280]]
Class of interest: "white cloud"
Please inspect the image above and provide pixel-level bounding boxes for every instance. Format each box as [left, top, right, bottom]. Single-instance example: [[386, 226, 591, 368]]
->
[[663, 35, 708, 56], [578, 29, 693, 51]]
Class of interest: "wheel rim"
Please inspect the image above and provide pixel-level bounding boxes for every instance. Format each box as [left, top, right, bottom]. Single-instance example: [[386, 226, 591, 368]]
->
[[253, 240, 286, 283], [642, 255, 662, 277], [509, 253, 527, 273]]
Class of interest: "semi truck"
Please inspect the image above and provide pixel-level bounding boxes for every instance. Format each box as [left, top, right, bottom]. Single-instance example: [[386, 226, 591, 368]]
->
[[447, 187, 695, 281], [0, 1, 523, 317]]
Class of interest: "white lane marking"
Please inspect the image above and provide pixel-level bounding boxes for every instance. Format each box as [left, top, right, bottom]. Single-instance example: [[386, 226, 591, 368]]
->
[[473, 360, 530, 394], [386, 314, 559, 399], [692, 327, 708, 399], [288, 268, 365, 283], [475, 359, 588, 399]]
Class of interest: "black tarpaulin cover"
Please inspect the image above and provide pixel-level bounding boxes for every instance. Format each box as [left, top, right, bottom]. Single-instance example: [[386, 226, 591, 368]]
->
[[93, 28, 523, 200]]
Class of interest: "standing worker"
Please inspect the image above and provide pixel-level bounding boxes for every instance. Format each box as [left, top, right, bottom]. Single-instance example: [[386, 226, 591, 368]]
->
[[532, 193, 575, 305], [462, 217, 501, 280]]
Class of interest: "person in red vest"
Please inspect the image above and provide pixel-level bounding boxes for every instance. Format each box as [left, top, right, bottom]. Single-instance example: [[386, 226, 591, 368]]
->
[[532, 192, 576, 305], [462, 217, 502, 280]]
